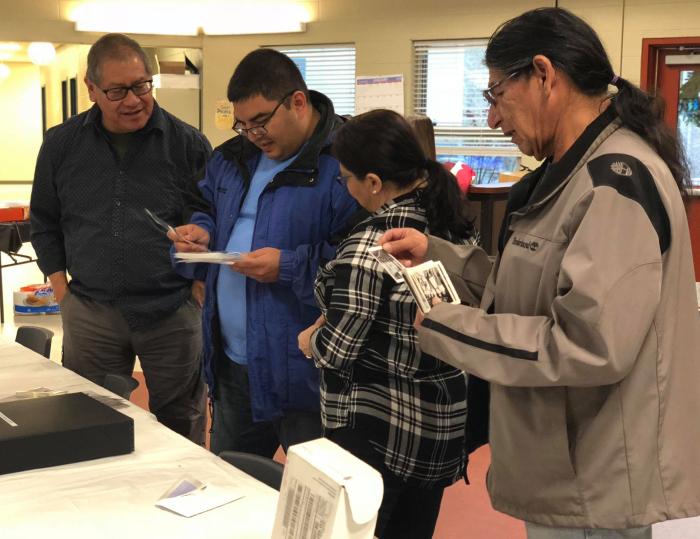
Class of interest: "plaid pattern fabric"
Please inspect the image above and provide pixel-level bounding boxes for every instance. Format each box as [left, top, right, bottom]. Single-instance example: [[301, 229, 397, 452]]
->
[[311, 192, 470, 486]]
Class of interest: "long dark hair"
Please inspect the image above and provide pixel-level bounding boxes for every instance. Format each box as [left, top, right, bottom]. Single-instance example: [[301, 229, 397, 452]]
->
[[333, 109, 474, 240], [485, 7, 691, 197]]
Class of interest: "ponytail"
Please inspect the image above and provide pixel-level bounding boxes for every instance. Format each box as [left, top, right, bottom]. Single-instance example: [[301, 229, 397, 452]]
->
[[612, 78, 691, 197], [421, 160, 476, 240]]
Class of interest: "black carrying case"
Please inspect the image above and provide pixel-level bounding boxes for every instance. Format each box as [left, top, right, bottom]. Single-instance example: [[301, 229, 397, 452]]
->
[[0, 392, 134, 475]]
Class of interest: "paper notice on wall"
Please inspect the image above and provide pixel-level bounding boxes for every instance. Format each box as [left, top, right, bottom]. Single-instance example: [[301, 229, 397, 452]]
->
[[215, 99, 233, 130], [355, 74, 404, 115]]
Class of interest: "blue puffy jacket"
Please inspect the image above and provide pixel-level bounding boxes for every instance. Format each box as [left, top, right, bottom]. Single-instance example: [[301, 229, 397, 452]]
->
[[179, 91, 359, 421]]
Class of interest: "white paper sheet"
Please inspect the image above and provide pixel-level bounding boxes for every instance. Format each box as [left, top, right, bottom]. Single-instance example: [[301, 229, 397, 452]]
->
[[156, 485, 245, 518]]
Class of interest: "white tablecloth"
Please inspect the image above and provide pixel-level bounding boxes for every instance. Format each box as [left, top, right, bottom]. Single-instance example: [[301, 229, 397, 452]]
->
[[0, 339, 278, 539]]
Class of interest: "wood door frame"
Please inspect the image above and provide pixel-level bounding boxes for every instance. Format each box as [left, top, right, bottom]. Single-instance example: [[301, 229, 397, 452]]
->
[[641, 37, 700, 93]]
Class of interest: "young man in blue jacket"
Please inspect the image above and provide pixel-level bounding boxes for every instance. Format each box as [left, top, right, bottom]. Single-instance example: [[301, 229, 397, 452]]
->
[[171, 49, 358, 457]]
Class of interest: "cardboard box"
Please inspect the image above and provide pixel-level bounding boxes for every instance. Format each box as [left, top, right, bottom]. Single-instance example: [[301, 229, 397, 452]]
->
[[158, 61, 185, 74], [272, 438, 383, 539], [0, 392, 134, 475]]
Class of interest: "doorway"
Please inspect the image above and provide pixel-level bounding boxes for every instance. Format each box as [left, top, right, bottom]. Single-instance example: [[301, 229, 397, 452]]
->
[[641, 37, 700, 280]]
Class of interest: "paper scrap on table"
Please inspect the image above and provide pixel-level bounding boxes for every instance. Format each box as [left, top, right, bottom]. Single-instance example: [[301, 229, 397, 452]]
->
[[156, 483, 245, 518]]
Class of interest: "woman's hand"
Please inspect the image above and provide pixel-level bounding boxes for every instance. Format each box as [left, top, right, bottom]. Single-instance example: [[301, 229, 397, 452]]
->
[[298, 315, 326, 359], [379, 228, 428, 268]]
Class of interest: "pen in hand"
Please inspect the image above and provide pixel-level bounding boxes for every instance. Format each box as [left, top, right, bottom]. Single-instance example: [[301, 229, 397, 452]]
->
[[144, 208, 204, 250]]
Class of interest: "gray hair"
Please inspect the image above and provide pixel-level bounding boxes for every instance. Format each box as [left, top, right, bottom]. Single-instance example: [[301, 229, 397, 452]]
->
[[86, 33, 152, 85]]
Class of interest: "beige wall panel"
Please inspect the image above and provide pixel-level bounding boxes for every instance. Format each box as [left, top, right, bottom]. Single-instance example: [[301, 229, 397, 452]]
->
[[201, 0, 547, 147], [622, 1, 700, 84], [1, 0, 59, 20], [561, 1, 625, 73], [3, 0, 700, 156]]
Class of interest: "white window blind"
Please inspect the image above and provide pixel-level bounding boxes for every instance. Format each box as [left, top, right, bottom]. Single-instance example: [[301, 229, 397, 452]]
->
[[413, 39, 520, 179], [272, 44, 356, 116]]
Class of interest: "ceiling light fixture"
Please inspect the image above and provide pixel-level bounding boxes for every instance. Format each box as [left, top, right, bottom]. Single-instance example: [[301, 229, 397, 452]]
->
[[201, 3, 309, 35], [27, 42, 56, 65], [70, 1, 310, 36], [71, 3, 199, 36]]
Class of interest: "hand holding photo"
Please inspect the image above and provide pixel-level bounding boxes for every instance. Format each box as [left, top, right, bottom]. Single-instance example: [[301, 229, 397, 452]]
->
[[368, 245, 405, 283], [403, 260, 461, 313]]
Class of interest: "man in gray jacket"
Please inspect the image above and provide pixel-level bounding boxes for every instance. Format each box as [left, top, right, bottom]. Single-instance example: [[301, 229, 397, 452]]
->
[[381, 8, 700, 538]]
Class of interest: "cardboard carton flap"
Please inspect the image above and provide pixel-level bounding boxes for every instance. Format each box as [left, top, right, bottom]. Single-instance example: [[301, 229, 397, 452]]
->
[[342, 470, 384, 524], [293, 438, 384, 525]]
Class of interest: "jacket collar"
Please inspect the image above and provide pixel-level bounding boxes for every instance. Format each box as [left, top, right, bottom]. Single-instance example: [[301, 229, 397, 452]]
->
[[496, 106, 619, 255], [513, 105, 620, 215], [82, 101, 166, 134], [215, 90, 342, 188]]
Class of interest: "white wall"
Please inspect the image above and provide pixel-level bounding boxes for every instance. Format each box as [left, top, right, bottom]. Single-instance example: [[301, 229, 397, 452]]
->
[[0, 62, 42, 183]]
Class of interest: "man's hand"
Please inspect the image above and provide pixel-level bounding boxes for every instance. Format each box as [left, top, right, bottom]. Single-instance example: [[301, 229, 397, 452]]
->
[[168, 224, 209, 252], [191, 280, 205, 307], [378, 228, 428, 268], [48, 271, 69, 303], [231, 247, 281, 283]]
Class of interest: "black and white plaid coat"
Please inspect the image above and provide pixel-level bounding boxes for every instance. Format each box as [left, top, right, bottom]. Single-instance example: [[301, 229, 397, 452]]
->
[[310, 191, 471, 487]]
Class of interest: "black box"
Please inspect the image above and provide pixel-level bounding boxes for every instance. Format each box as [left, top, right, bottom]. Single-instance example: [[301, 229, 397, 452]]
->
[[0, 392, 134, 475]]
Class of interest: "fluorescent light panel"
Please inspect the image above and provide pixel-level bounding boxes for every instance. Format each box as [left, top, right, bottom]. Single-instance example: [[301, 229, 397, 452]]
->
[[70, 1, 310, 36], [72, 4, 199, 36]]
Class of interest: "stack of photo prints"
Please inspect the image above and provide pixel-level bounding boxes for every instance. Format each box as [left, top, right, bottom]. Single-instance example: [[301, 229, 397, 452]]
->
[[368, 246, 461, 313]]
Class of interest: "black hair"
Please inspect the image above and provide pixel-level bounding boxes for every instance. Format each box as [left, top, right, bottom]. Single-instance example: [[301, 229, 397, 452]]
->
[[227, 49, 309, 103], [485, 7, 690, 197], [86, 33, 152, 85], [333, 109, 474, 240]]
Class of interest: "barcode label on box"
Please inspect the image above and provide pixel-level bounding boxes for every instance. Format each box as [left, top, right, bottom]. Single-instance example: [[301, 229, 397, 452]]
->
[[280, 476, 333, 539]]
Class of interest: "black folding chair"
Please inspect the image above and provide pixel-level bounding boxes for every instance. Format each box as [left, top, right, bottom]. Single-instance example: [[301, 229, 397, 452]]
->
[[15, 326, 54, 358], [219, 450, 284, 490]]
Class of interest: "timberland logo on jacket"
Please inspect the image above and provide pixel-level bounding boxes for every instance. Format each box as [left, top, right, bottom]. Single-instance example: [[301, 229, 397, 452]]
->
[[610, 161, 633, 177], [512, 236, 539, 252]]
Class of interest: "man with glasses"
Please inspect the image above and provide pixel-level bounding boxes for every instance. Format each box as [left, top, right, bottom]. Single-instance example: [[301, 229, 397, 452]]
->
[[30, 33, 211, 444], [170, 48, 358, 457]]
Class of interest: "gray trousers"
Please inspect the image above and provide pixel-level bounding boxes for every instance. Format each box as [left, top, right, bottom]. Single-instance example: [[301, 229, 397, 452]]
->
[[60, 293, 206, 445], [526, 522, 652, 539]]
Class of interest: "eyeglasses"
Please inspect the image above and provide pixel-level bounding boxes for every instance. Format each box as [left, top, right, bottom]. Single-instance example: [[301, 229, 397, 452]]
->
[[233, 89, 298, 137], [336, 173, 351, 185], [100, 79, 153, 102], [482, 70, 522, 106]]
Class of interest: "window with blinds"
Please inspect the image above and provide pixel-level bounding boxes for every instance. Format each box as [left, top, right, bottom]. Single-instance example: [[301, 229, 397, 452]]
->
[[413, 39, 520, 180], [272, 44, 356, 116]]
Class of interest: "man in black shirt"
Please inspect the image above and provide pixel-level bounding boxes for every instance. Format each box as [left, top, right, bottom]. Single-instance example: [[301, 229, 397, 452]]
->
[[30, 33, 211, 444]]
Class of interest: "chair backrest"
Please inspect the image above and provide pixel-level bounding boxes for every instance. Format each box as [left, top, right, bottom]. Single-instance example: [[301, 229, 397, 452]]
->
[[101, 373, 140, 400], [218, 450, 284, 490], [15, 326, 54, 358]]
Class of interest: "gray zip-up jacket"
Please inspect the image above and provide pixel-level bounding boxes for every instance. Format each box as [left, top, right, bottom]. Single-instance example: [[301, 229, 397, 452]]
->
[[418, 108, 700, 528]]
